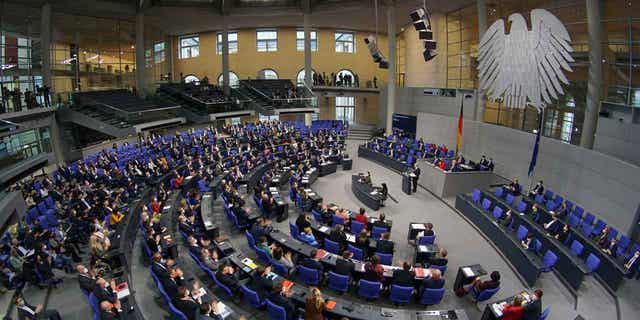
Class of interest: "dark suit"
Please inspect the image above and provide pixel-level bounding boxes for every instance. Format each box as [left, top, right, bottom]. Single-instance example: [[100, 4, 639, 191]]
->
[[295, 215, 311, 232], [334, 258, 355, 277], [428, 257, 448, 267], [328, 230, 347, 244], [173, 298, 200, 320], [151, 262, 170, 281], [17, 302, 62, 320], [268, 292, 296, 320], [216, 271, 240, 293], [78, 273, 96, 293], [160, 277, 182, 299], [301, 258, 323, 272], [253, 275, 274, 300], [422, 277, 445, 289], [391, 269, 414, 287], [521, 299, 542, 320], [376, 239, 394, 254], [93, 285, 118, 304]]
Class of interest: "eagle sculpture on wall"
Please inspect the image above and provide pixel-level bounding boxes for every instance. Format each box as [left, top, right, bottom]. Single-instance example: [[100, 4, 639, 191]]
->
[[477, 9, 574, 111]]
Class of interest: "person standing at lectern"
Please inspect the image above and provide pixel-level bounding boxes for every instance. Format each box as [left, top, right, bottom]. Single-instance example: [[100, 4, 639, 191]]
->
[[411, 163, 421, 193]]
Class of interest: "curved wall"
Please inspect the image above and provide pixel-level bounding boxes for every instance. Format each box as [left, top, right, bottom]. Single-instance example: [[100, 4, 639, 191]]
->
[[171, 27, 389, 86]]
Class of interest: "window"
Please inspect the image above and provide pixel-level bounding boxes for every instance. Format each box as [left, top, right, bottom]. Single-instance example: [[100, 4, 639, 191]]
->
[[217, 71, 240, 87], [217, 32, 238, 54], [184, 75, 199, 84], [154, 42, 165, 63], [179, 35, 199, 59], [17, 37, 31, 69], [257, 69, 278, 80], [560, 112, 574, 143], [259, 114, 279, 122], [335, 96, 355, 124], [296, 69, 316, 86], [335, 32, 355, 53], [335, 69, 355, 87], [296, 30, 317, 52], [256, 29, 278, 52], [144, 49, 153, 68], [231, 117, 241, 125]]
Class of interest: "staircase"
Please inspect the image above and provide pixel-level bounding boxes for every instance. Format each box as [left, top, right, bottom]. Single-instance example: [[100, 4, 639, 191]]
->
[[58, 106, 136, 138], [237, 84, 275, 115], [347, 124, 377, 141]]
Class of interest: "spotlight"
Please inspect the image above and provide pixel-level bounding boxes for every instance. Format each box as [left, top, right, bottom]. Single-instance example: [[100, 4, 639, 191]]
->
[[409, 8, 426, 22], [423, 49, 438, 62], [418, 30, 433, 40], [409, 6, 438, 63]]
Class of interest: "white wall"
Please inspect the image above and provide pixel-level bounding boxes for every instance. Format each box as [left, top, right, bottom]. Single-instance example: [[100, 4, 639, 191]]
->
[[594, 117, 640, 167], [416, 112, 640, 236]]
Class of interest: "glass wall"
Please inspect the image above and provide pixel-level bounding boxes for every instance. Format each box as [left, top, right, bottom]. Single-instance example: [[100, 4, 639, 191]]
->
[[50, 14, 137, 101], [0, 127, 51, 170]]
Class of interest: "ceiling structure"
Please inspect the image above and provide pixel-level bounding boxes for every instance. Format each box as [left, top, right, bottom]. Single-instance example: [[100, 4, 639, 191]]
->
[[2, 0, 475, 36]]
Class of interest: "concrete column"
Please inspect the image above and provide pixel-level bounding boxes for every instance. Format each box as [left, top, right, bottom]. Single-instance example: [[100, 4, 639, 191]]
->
[[303, 13, 312, 87], [474, 0, 487, 121], [135, 11, 145, 97], [581, 0, 603, 149], [385, 4, 396, 134], [167, 35, 175, 82], [222, 16, 230, 95], [41, 2, 52, 89]]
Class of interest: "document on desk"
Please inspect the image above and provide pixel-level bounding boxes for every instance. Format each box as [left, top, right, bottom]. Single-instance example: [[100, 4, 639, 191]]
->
[[269, 187, 278, 192], [191, 287, 206, 300], [346, 234, 356, 242], [319, 226, 329, 233], [216, 302, 232, 319], [308, 192, 316, 196], [462, 267, 474, 277], [411, 223, 426, 229], [115, 282, 130, 299], [242, 258, 258, 269], [418, 245, 429, 252], [304, 189, 313, 192], [370, 190, 379, 195], [492, 302, 507, 317]]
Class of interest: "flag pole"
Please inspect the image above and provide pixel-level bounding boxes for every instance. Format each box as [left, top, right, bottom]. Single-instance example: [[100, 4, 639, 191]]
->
[[527, 106, 544, 192]]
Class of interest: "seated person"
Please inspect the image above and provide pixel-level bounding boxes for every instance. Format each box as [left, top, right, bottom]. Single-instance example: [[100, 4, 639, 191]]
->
[[268, 283, 297, 320], [501, 295, 525, 320], [328, 224, 347, 248], [521, 233, 534, 250], [422, 268, 445, 289], [231, 201, 251, 226], [463, 271, 500, 295], [554, 203, 568, 219], [528, 181, 544, 198], [596, 226, 611, 248], [354, 231, 370, 252], [372, 213, 389, 229], [391, 261, 415, 287], [295, 212, 311, 232], [252, 265, 274, 300], [173, 286, 201, 320], [300, 249, 324, 272], [200, 248, 222, 271], [100, 300, 125, 320], [272, 246, 295, 268], [215, 265, 240, 294], [334, 251, 355, 277], [428, 248, 448, 267], [319, 205, 333, 225], [256, 236, 273, 258], [250, 218, 272, 240], [299, 227, 319, 247], [501, 210, 514, 228], [354, 208, 368, 225], [363, 255, 384, 283], [624, 250, 640, 279], [505, 179, 521, 196], [543, 213, 561, 233], [522, 289, 543, 320], [602, 238, 618, 257], [419, 222, 435, 238], [376, 232, 394, 254], [554, 225, 570, 243]]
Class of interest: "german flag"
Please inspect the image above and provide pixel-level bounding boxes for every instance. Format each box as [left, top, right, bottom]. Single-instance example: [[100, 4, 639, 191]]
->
[[455, 100, 463, 155]]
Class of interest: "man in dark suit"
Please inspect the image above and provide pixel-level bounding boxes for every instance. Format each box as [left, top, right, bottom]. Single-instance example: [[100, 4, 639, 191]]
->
[[334, 251, 355, 277], [250, 218, 272, 241], [391, 262, 414, 287], [100, 301, 127, 320], [422, 269, 445, 289], [295, 212, 311, 232], [428, 249, 448, 267], [376, 232, 394, 254], [328, 224, 347, 247], [268, 284, 297, 320], [411, 164, 421, 193], [252, 265, 275, 300], [76, 264, 96, 293], [521, 289, 543, 320], [173, 287, 200, 320], [216, 265, 240, 294], [160, 269, 185, 299], [151, 253, 170, 280], [301, 249, 324, 272], [14, 296, 62, 320]]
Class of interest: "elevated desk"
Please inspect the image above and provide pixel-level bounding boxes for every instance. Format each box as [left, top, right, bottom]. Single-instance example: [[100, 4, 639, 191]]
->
[[319, 161, 338, 177], [358, 145, 409, 173], [453, 264, 487, 291], [417, 161, 503, 198], [455, 195, 542, 287], [309, 220, 378, 252], [243, 163, 273, 192], [402, 172, 414, 195], [200, 193, 219, 239], [229, 253, 468, 320], [483, 191, 588, 291], [414, 243, 441, 265], [519, 194, 629, 291], [481, 291, 533, 320], [351, 175, 385, 211]]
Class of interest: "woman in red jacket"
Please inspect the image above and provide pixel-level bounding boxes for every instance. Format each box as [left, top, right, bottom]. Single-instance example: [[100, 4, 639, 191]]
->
[[502, 295, 525, 320]]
